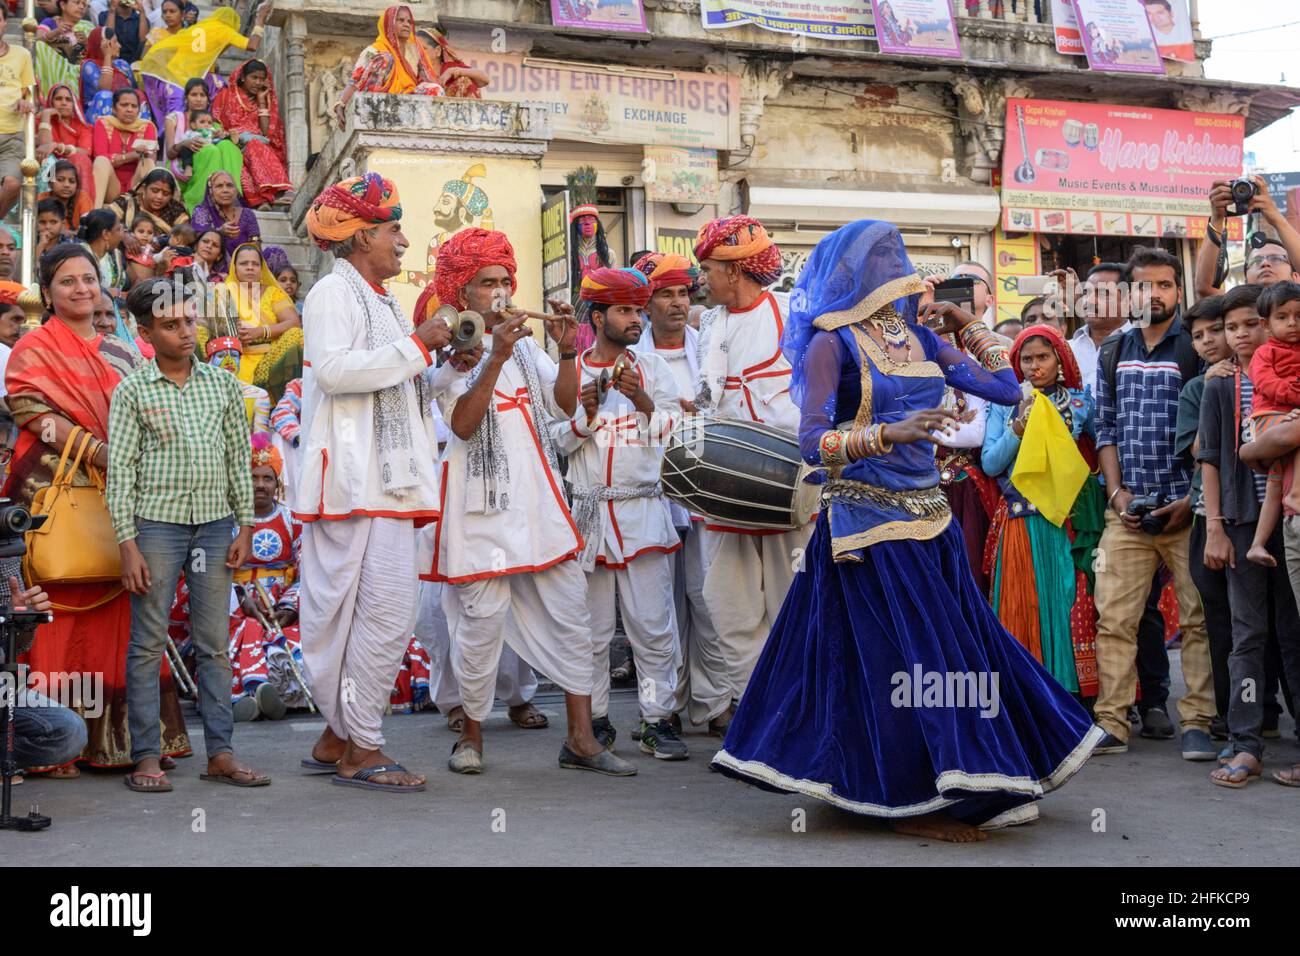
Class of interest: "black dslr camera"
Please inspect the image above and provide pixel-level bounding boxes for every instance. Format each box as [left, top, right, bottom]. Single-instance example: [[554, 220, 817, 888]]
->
[[1126, 493, 1171, 536], [1226, 177, 1258, 217]]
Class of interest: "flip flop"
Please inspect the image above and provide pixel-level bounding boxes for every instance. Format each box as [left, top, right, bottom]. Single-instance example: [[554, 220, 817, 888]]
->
[[200, 768, 272, 787], [1210, 761, 1260, 789], [300, 757, 339, 774], [330, 763, 425, 793], [125, 770, 173, 793], [1271, 765, 1300, 788]]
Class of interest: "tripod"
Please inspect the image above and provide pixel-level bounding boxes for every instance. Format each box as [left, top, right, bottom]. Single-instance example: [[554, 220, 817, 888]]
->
[[1, 607, 54, 832]]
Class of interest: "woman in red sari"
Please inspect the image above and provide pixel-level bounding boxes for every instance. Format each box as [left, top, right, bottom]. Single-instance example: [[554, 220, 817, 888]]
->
[[211, 60, 292, 208], [8, 244, 191, 775], [36, 83, 94, 223]]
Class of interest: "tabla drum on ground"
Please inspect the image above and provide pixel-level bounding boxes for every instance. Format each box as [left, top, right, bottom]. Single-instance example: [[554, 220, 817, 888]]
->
[[661, 417, 820, 531]]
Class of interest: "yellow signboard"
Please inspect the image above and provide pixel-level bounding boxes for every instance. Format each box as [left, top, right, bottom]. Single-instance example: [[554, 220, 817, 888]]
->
[[993, 226, 1041, 327]]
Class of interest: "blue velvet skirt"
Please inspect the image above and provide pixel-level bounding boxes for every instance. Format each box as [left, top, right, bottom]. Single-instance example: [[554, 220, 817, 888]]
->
[[712, 515, 1102, 828]]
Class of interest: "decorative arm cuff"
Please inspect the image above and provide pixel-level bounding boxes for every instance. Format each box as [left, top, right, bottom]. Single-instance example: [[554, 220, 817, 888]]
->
[[958, 323, 1010, 372], [819, 429, 850, 467]]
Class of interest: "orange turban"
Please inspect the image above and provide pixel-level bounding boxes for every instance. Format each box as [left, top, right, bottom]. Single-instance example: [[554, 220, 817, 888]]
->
[[579, 267, 652, 308], [0, 280, 26, 306], [694, 215, 783, 285], [633, 252, 698, 292], [251, 432, 282, 476], [306, 173, 402, 251]]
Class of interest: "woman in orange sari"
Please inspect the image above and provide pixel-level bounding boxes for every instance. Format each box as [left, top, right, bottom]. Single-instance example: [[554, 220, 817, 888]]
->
[[8, 244, 191, 774], [211, 60, 292, 208], [331, 5, 446, 128]]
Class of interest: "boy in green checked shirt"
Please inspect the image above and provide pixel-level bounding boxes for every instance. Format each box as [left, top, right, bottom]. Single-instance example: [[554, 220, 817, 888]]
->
[[108, 276, 270, 793]]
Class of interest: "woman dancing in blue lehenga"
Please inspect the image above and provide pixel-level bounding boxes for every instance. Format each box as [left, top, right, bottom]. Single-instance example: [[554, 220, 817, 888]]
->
[[712, 220, 1102, 842]]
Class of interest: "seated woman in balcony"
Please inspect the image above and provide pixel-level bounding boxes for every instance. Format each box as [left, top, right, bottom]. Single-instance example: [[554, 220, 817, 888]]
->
[[80, 27, 151, 126], [166, 78, 244, 212], [212, 60, 293, 208], [222, 242, 302, 403], [331, 5, 446, 128], [138, 3, 268, 134], [34, 0, 94, 97], [416, 26, 489, 99], [190, 170, 260, 261], [90, 88, 159, 208]]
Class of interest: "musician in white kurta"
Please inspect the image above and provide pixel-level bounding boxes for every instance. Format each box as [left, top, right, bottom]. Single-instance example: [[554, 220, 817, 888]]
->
[[296, 174, 452, 792], [693, 217, 815, 729], [551, 266, 685, 756], [631, 252, 727, 728], [424, 226, 635, 777]]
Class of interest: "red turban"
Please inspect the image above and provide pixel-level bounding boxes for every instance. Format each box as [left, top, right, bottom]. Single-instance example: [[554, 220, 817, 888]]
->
[[694, 215, 783, 285], [633, 252, 698, 293], [413, 283, 440, 324], [306, 173, 402, 251], [579, 267, 652, 308], [434, 227, 518, 309], [1010, 324, 1082, 391], [205, 335, 243, 357]]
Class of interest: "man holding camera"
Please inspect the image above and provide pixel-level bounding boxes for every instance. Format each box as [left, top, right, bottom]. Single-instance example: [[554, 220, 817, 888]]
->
[[1195, 176, 1300, 299], [1092, 247, 1216, 760]]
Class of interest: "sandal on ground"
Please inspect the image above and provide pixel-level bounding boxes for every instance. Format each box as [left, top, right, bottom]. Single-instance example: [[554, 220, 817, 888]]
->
[[160, 756, 177, 771], [1210, 759, 1261, 789], [330, 763, 425, 792], [200, 766, 272, 787], [445, 705, 466, 734], [1271, 764, 1300, 788], [125, 770, 173, 793], [508, 703, 549, 729], [300, 757, 339, 773]]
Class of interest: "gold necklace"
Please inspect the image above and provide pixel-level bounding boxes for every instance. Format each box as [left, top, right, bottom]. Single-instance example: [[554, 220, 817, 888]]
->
[[871, 306, 910, 350]]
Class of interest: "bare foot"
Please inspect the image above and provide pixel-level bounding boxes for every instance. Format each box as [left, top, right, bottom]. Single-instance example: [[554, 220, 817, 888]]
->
[[508, 701, 548, 729], [126, 756, 170, 790], [889, 812, 988, 843], [337, 742, 426, 789], [311, 726, 347, 765], [1246, 545, 1277, 567], [1271, 763, 1300, 787], [45, 764, 80, 779]]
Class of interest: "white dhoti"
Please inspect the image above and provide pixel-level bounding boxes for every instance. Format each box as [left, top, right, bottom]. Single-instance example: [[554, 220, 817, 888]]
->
[[299, 516, 419, 750], [415, 579, 537, 713], [702, 525, 813, 701], [670, 523, 730, 724], [444, 561, 594, 723], [589, 552, 679, 722]]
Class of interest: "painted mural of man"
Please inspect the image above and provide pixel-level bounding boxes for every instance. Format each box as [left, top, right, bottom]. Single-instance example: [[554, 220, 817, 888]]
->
[[400, 163, 493, 288]]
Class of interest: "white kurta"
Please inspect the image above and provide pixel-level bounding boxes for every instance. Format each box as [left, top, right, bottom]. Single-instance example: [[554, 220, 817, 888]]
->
[[633, 325, 699, 530], [696, 290, 799, 437], [427, 334, 581, 583], [551, 348, 681, 568], [294, 268, 441, 523]]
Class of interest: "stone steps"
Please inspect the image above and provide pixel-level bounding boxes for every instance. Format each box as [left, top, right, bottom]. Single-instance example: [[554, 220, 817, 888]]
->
[[253, 208, 316, 287]]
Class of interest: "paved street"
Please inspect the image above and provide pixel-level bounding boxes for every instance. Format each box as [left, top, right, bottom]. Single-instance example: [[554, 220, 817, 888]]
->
[[4, 661, 1298, 866]]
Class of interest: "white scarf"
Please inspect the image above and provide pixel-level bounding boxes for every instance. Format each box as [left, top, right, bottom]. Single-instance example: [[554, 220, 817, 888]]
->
[[334, 258, 431, 497]]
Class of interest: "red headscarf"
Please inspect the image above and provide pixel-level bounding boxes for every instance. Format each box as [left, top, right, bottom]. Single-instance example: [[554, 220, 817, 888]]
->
[[579, 267, 652, 308], [434, 227, 517, 309], [693, 215, 783, 285], [633, 252, 698, 292], [1009, 323, 1082, 390]]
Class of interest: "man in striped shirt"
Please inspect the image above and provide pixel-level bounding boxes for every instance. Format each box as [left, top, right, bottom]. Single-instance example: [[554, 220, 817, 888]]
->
[[110, 276, 267, 792], [1092, 247, 1215, 761]]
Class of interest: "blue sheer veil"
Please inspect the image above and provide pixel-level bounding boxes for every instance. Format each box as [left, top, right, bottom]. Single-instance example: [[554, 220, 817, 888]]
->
[[783, 219, 924, 405]]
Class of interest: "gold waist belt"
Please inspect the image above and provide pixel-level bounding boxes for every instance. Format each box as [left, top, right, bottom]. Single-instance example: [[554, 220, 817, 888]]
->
[[822, 478, 951, 519]]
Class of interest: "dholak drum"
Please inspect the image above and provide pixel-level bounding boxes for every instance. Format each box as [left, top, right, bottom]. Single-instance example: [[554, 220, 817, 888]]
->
[[661, 417, 820, 530]]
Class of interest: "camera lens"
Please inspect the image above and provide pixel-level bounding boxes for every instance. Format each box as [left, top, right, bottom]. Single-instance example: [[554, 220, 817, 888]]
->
[[0, 504, 31, 535], [1230, 179, 1256, 204]]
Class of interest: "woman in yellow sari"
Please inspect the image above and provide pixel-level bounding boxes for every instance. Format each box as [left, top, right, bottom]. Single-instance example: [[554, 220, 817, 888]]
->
[[331, 5, 443, 128], [223, 243, 301, 403]]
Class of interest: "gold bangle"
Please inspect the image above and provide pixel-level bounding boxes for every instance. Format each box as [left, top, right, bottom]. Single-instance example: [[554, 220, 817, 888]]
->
[[252, 24, 265, 36]]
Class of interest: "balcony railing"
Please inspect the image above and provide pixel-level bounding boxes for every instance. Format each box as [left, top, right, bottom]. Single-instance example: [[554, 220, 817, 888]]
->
[[955, 0, 1047, 25]]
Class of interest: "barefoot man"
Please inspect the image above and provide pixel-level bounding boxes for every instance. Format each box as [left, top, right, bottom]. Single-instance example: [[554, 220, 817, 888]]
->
[[297, 173, 451, 792]]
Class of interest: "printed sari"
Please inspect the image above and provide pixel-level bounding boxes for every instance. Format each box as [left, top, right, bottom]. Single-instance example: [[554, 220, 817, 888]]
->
[[38, 84, 95, 226], [80, 27, 150, 124], [350, 6, 444, 96], [211, 62, 291, 208], [224, 242, 302, 403], [189, 171, 260, 260], [7, 316, 191, 768]]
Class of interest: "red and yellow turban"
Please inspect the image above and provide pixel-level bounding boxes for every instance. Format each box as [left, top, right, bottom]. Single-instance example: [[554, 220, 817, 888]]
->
[[694, 215, 783, 286], [305, 173, 402, 251], [433, 227, 518, 308], [579, 267, 652, 308], [633, 252, 698, 293], [205, 335, 242, 358], [251, 433, 283, 476]]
